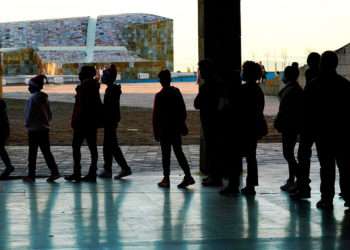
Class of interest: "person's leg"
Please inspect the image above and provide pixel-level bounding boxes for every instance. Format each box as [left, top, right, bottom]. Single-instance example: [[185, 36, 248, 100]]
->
[[336, 147, 350, 207], [103, 127, 113, 173], [246, 139, 258, 187], [85, 129, 98, 176], [316, 140, 336, 207], [111, 128, 130, 171], [37, 130, 60, 178], [27, 131, 39, 178], [159, 139, 171, 187], [0, 141, 14, 173], [297, 133, 313, 190], [282, 133, 298, 182], [72, 130, 84, 176], [172, 136, 191, 177]]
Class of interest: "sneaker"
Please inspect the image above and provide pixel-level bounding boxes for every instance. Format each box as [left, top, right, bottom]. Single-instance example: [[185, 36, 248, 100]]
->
[[202, 177, 223, 187], [290, 189, 311, 200], [114, 168, 132, 180], [177, 176, 195, 189], [81, 174, 97, 183], [280, 180, 295, 192], [316, 200, 334, 210], [22, 176, 35, 183], [158, 177, 170, 188], [219, 187, 240, 197], [0, 166, 14, 179], [47, 173, 61, 183], [98, 170, 113, 179], [241, 186, 256, 196], [64, 174, 81, 182], [345, 201, 350, 208]]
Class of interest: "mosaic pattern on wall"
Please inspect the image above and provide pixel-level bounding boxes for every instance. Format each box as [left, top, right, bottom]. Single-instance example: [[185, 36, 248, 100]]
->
[[0, 17, 89, 47], [0, 14, 173, 78]]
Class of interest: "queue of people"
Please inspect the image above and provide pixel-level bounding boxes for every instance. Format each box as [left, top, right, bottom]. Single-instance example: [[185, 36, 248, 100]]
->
[[0, 51, 349, 211]]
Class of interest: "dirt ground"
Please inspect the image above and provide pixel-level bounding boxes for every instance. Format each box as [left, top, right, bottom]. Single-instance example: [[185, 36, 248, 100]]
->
[[5, 99, 280, 146]]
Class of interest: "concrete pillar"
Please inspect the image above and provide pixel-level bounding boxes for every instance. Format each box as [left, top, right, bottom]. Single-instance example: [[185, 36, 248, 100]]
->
[[198, 0, 241, 173]]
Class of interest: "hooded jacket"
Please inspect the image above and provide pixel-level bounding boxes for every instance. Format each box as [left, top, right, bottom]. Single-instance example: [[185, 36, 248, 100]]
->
[[25, 91, 52, 131]]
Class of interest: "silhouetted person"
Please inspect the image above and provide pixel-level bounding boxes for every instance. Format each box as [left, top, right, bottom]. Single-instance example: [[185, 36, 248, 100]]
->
[[275, 66, 303, 192], [23, 75, 60, 183], [194, 59, 222, 187], [153, 69, 195, 188], [0, 98, 14, 178], [292, 52, 321, 199], [218, 71, 244, 196], [98, 64, 131, 180], [65, 66, 102, 183], [239, 61, 266, 195], [304, 51, 350, 210]]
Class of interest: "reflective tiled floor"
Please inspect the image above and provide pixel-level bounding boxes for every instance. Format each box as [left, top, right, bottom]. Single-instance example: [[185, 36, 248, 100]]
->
[[0, 174, 349, 250]]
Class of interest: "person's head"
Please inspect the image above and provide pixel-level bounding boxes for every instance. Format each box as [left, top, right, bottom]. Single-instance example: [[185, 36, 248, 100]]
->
[[242, 61, 262, 83], [158, 69, 171, 87], [28, 74, 47, 93], [283, 66, 299, 84], [320, 51, 338, 74], [198, 59, 214, 81], [79, 66, 96, 82], [101, 64, 117, 85], [292, 62, 299, 69], [307, 52, 321, 70]]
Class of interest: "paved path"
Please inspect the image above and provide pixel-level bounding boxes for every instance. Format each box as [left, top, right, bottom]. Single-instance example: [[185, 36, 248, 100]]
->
[[3, 83, 279, 115], [0, 144, 349, 249]]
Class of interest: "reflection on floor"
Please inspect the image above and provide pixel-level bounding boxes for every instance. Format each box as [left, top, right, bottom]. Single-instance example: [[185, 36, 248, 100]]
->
[[0, 176, 349, 249]]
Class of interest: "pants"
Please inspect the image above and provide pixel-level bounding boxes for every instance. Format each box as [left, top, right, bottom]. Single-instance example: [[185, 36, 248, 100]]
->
[[242, 139, 258, 187], [103, 127, 129, 172], [316, 139, 350, 203], [160, 136, 191, 177], [282, 133, 299, 181], [0, 144, 12, 169], [27, 130, 59, 177], [202, 125, 220, 180], [297, 133, 314, 190], [72, 129, 98, 176]]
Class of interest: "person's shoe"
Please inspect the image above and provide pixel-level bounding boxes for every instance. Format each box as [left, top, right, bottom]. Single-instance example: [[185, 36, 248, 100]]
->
[[0, 166, 14, 179], [288, 183, 299, 193], [22, 176, 35, 183], [64, 174, 81, 182], [98, 170, 113, 179], [47, 173, 61, 183], [81, 174, 97, 183], [177, 176, 195, 189], [158, 177, 170, 188], [241, 186, 256, 196], [219, 187, 240, 197], [290, 189, 311, 200], [280, 180, 295, 192], [202, 177, 223, 187], [114, 168, 132, 180], [316, 200, 334, 210]]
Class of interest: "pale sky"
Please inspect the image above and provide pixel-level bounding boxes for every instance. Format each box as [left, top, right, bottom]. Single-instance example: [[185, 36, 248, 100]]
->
[[1, 0, 350, 71]]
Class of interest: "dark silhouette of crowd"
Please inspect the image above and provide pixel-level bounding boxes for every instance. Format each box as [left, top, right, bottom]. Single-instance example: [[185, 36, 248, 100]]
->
[[0, 51, 349, 212]]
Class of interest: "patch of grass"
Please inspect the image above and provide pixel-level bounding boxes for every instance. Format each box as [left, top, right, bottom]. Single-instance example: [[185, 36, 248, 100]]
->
[[5, 99, 280, 146]]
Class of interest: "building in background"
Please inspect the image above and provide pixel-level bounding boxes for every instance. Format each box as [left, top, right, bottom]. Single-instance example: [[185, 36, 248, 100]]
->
[[0, 14, 173, 82]]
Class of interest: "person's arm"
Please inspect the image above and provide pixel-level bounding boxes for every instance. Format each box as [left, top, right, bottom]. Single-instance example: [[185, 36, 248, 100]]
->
[[152, 94, 161, 141]]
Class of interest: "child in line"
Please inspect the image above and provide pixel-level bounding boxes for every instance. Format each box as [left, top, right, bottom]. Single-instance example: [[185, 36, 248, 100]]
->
[[23, 75, 61, 183], [99, 64, 131, 179], [65, 66, 102, 182], [0, 98, 14, 178], [153, 69, 195, 188]]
